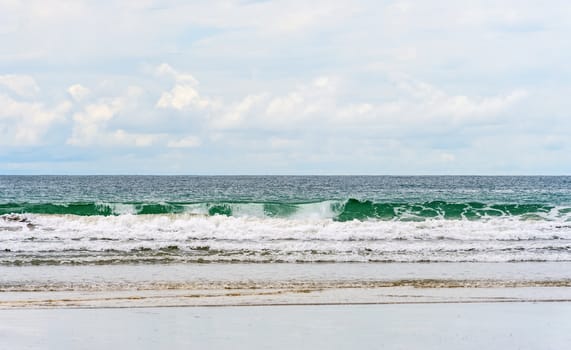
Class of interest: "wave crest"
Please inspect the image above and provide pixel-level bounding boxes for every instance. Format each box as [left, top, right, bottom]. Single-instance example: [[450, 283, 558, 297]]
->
[[0, 199, 568, 222]]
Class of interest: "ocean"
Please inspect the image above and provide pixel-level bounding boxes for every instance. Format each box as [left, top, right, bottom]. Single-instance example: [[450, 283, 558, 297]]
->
[[1, 175, 570, 266]]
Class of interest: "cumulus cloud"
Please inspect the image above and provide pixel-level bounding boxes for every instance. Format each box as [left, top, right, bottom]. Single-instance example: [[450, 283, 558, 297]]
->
[[146, 62, 532, 160], [155, 63, 199, 85], [390, 75, 528, 122], [269, 137, 302, 150], [0, 75, 71, 147], [67, 98, 123, 146], [261, 77, 338, 127], [67, 84, 90, 102], [154, 68, 341, 130], [0, 74, 40, 97], [2, 0, 569, 175], [212, 93, 269, 129], [109, 129, 161, 148], [164, 67, 526, 134], [156, 63, 214, 111], [167, 136, 202, 148], [68, 88, 162, 148], [0, 94, 70, 146], [157, 84, 212, 111], [3, 61, 528, 166]]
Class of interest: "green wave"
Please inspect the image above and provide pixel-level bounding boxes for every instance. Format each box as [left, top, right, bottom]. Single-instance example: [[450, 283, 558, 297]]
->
[[0, 202, 183, 216], [0, 199, 562, 221], [336, 199, 555, 221]]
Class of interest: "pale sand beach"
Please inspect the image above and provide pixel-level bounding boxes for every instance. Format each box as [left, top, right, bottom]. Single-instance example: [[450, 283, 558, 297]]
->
[[1, 262, 571, 349], [2, 262, 571, 308], [2, 177, 571, 348], [1, 0, 570, 342], [1, 303, 570, 349]]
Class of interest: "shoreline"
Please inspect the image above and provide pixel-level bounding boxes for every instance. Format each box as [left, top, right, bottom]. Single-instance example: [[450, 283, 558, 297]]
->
[[3, 262, 571, 309], [5, 298, 571, 311]]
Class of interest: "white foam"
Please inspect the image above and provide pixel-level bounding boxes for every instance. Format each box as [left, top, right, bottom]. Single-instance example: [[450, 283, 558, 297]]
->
[[230, 203, 266, 218], [107, 203, 137, 215], [291, 201, 340, 220], [1, 214, 571, 263]]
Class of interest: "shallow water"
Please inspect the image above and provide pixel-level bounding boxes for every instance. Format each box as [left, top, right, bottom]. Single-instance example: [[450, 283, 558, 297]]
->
[[1, 176, 571, 265], [2, 176, 571, 310]]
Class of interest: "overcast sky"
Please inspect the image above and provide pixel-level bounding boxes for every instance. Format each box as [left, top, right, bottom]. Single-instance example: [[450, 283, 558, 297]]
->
[[1, 0, 570, 174]]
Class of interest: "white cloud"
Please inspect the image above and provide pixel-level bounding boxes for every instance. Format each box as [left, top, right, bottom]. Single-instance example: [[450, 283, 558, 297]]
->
[[439, 152, 456, 163], [109, 129, 161, 147], [212, 93, 269, 129], [67, 84, 90, 102], [258, 76, 338, 128], [2, 0, 567, 175], [266, 92, 304, 118], [155, 63, 199, 85], [269, 2, 356, 34], [269, 137, 302, 150], [0, 74, 40, 97], [0, 94, 70, 146], [68, 88, 162, 148], [156, 63, 214, 111], [157, 84, 212, 111], [167, 136, 202, 148], [67, 98, 123, 146], [388, 75, 529, 123], [151, 62, 528, 140]]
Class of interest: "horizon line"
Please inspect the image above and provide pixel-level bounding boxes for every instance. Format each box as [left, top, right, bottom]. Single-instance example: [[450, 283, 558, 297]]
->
[[0, 174, 569, 177]]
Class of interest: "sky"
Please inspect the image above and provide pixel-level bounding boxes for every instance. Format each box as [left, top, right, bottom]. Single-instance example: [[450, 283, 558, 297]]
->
[[0, 0, 570, 175]]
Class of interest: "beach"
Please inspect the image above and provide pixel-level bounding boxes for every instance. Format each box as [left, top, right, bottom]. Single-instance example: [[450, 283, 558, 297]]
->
[[2, 262, 571, 308], [2, 302, 570, 349], [2, 263, 571, 349], [2, 176, 571, 347], [2, 0, 571, 346]]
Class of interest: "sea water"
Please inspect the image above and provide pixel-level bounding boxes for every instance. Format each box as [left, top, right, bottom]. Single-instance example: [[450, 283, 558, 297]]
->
[[1, 176, 571, 265]]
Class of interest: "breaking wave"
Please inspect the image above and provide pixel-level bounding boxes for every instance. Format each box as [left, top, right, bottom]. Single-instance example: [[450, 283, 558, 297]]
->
[[1, 208, 571, 265], [1, 199, 569, 221]]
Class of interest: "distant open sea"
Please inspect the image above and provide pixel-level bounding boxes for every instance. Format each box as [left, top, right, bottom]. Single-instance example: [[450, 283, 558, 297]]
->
[[1, 176, 571, 265]]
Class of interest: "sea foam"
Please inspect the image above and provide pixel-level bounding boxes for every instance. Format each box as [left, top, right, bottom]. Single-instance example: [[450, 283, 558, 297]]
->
[[1, 213, 570, 265]]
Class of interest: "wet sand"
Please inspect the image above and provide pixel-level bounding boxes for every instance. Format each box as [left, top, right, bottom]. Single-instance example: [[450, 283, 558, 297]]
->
[[2, 262, 571, 348], [2, 262, 571, 308], [1, 262, 571, 308], [1, 303, 570, 349], [3, 285, 571, 309]]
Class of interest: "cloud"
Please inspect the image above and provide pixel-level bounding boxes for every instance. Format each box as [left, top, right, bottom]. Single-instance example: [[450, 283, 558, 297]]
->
[[156, 63, 214, 111], [0, 74, 40, 97], [439, 152, 456, 163], [157, 84, 212, 111], [167, 136, 202, 148], [67, 84, 90, 102], [67, 98, 123, 146], [155, 63, 199, 85], [109, 129, 161, 147], [213, 93, 269, 129], [0, 94, 70, 146], [68, 88, 162, 148], [150, 64, 529, 144], [269, 137, 302, 150], [261, 77, 338, 127], [2, 0, 569, 175], [386, 75, 529, 123]]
